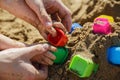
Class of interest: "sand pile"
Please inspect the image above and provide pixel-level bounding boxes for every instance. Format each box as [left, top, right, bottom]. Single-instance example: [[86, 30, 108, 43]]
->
[[0, 0, 120, 80], [63, 0, 120, 24], [67, 22, 120, 80]]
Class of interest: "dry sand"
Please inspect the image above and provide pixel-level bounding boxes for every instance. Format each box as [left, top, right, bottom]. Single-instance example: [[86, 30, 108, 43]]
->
[[0, 0, 120, 80]]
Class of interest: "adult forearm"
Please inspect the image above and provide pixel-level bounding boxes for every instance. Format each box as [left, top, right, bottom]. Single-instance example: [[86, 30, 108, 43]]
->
[[0, 0, 10, 11], [0, 34, 25, 50], [0, 0, 39, 27], [0, 0, 5, 8]]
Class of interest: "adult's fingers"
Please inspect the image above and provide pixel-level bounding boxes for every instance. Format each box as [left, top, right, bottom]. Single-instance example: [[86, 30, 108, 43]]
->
[[37, 51, 56, 65], [25, 44, 56, 60], [53, 22, 67, 33], [0, 44, 50, 61], [56, 1, 72, 32], [31, 55, 48, 65], [31, 51, 56, 65], [48, 45, 57, 52], [44, 51, 56, 60], [25, 0, 57, 37], [38, 55, 54, 65], [51, 13, 61, 22], [25, 44, 51, 60]]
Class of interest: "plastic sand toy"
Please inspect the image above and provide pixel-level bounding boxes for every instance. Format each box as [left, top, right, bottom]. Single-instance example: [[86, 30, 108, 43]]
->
[[107, 46, 120, 65], [94, 15, 114, 23], [93, 18, 112, 34], [47, 27, 68, 47], [52, 47, 68, 64], [70, 23, 82, 33], [69, 55, 98, 78]]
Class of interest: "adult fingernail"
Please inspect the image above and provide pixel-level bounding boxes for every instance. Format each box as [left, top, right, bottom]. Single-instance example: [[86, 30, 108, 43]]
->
[[50, 46, 57, 52], [43, 44, 49, 49], [46, 22, 52, 28]]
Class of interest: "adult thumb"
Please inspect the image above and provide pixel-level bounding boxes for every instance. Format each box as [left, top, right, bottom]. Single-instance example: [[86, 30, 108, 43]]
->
[[25, 0, 56, 36], [22, 44, 50, 60]]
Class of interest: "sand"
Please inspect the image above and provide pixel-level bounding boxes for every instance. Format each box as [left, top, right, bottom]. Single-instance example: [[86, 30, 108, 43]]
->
[[0, 0, 120, 80]]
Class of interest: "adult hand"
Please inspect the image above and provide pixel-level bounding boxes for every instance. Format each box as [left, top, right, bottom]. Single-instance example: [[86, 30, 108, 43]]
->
[[0, 34, 56, 65], [0, 44, 56, 80], [0, 0, 72, 40], [25, 0, 72, 39]]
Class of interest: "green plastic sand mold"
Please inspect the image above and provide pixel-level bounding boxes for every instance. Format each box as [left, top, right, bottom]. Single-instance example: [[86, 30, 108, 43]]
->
[[52, 47, 68, 64], [69, 55, 98, 78]]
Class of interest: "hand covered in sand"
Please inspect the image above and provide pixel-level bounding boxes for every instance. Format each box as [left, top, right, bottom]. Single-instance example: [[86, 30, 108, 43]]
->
[[0, 44, 56, 80], [0, 0, 72, 40]]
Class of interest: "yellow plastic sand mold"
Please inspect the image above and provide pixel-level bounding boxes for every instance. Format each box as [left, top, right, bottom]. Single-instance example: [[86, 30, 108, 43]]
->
[[94, 15, 114, 23]]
